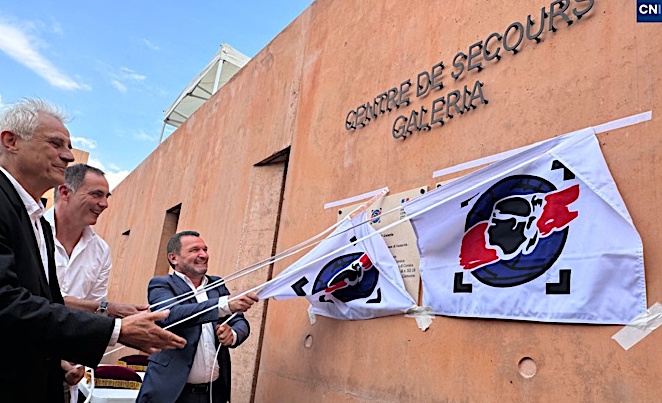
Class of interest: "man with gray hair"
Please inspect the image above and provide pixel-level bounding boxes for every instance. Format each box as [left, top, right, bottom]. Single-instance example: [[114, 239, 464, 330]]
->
[[0, 98, 186, 402]]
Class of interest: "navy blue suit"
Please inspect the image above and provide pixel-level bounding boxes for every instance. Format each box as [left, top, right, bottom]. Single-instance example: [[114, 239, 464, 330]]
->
[[137, 273, 250, 403], [0, 170, 115, 402]]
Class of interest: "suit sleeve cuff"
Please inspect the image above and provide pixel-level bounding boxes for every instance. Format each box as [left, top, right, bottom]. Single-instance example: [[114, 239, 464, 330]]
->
[[218, 296, 231, 316], [108, 319, 121, 346]]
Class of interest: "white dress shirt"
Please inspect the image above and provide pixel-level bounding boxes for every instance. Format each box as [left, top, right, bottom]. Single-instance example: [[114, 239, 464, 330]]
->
[[172, 271, 235, 384], [44, 209, 112, 302], [43, 211, 112, 403]]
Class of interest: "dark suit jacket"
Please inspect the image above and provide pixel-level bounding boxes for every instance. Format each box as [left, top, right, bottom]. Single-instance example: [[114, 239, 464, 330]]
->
[[0, 170, 115, 403], [137, 274, 250, 403]]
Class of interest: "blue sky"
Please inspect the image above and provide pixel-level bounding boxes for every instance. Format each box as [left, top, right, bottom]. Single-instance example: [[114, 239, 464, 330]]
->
[[0, 1, 313, 188]]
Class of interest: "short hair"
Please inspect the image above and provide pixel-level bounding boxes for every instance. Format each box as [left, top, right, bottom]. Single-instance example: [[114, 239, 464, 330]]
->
[[166, 231, 200, 269], [65, 164, 106, 192], [54, 164, 106, 201], [0, 98, 69, 142]]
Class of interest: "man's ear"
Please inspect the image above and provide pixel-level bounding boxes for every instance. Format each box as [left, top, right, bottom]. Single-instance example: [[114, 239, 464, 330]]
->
[[56, 184, 70, 200], [0, 130, 19, 153], [167, 253, 177, 267]]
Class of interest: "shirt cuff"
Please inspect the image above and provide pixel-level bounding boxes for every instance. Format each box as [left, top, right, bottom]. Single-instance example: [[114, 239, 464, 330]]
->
[[108, 319, 121, 346], [231, 329, 237, 346], [217, 296, 231, 316]]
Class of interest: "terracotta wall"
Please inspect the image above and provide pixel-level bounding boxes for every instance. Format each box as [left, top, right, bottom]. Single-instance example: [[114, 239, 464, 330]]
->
[[96, 0, 662, 401]]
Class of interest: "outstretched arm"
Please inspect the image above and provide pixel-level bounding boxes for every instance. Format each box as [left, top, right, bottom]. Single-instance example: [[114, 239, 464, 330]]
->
[[63, 296, 148, 318]]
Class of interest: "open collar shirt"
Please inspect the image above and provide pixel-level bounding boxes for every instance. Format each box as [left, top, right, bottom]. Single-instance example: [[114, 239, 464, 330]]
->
[[173, 271, 236, 384], [44, 209, 112, 302]]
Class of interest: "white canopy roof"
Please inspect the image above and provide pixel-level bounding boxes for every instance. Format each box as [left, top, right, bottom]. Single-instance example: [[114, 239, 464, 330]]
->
[[160, 43, 250, 140]]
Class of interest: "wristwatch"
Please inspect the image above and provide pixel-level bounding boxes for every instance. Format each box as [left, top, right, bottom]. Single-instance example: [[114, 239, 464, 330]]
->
[[96, 300, 109, 316]]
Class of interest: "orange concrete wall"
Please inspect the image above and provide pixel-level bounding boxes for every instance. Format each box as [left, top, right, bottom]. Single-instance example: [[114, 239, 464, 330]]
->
[[96, 0, 662, 401]]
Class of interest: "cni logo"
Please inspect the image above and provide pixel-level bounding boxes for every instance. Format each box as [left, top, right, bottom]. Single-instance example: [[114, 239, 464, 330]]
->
[[456, 174, 579, 294], [638, 0, 662, 22]]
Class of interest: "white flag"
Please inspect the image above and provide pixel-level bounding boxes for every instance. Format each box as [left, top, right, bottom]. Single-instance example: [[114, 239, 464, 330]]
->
[[403, 128, 646, 324], [258, 213, 417, 320]]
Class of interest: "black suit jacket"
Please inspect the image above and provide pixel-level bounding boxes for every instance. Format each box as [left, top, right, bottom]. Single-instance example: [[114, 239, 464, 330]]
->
[[137, 274, 250, 403], [0, 170, 115, 402]]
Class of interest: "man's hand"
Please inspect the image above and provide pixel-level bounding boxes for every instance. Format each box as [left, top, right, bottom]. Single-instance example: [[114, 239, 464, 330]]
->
[[215, 324, 235, 346], [228, 292, 259, 313], [61, 361, 85, 386], [118, 310, 186, 354], [108, 302, 149, 318]]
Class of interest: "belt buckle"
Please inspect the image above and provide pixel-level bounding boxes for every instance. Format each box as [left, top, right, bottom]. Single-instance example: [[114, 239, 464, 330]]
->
[[191, 384, 209, 394]]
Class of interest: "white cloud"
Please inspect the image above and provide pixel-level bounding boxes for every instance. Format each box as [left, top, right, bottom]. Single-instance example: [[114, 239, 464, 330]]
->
[[119, 67, 146, 82], [105, 170, 130, 191], [86, 156, 130, 190], [109, 67, 146, 93], [111, 80, 127, 93], [0, 94, 5, 109], [142, 39, 160, 51], [86, 156, 105, 170], [70, 136, 97, 150], [0, 19, 89, 90], [132, 129, 158, 143]]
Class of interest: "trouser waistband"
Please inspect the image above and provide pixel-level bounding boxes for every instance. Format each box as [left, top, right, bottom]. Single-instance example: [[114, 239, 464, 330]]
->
[[184, 382, 212, 394]]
